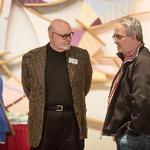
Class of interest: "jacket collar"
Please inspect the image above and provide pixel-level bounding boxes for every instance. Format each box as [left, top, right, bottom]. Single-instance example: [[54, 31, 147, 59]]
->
[[116, 43, 144, 63], [65, 47, 78, 84]]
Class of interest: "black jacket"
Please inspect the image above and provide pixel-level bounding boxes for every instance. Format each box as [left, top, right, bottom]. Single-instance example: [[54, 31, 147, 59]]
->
[[102, 45, 150, 137]]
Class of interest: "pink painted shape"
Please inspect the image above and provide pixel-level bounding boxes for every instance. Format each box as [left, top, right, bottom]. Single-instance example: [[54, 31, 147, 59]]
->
[[3, 78, 24, 107], [71, 29, 85, 46]]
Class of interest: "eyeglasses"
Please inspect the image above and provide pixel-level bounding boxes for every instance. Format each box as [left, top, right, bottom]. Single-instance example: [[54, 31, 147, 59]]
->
[[112, 34, 128, 41], [52, 32, 74, 40]]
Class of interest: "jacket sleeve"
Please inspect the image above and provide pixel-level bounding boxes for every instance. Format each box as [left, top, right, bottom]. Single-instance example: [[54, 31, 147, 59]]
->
[[0, 76, 3, 101], [130, 52, 150, 130], [84, 50, 93, 96], [21, 55, 31, 98]]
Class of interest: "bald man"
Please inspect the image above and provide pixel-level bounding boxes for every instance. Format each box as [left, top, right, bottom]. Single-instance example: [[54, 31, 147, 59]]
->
[[22, 19, 92, 150]]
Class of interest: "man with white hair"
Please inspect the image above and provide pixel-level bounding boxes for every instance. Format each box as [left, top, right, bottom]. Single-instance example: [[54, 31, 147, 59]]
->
[[22, 19, 92, 150], [102, 17, 150, 150]]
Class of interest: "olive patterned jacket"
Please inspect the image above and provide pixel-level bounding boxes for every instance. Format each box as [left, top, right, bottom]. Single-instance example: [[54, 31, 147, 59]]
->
[[21, 44, 92, 148]]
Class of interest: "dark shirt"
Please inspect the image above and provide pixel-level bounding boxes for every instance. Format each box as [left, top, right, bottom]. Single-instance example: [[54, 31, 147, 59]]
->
[[45, 44, 73, 107]]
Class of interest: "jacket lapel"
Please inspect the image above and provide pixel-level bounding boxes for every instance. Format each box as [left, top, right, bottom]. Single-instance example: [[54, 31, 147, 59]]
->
[[66, 49, 78, 85], [37, 46, 47, 91], [38, 46, 77, 87]]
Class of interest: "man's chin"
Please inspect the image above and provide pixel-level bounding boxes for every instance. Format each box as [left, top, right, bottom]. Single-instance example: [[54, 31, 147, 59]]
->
[[117, 47, 122, 53], [64, 45, 71, 50]]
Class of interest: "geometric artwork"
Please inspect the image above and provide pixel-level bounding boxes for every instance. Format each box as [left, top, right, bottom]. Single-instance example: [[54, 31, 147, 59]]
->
[[3, 77, 25, 108], [19, 0, 67, 6]]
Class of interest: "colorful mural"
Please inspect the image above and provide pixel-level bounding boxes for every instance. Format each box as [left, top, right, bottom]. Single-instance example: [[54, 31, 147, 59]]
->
[[0, 0, 150, 132], [19, 0, 67, 6]]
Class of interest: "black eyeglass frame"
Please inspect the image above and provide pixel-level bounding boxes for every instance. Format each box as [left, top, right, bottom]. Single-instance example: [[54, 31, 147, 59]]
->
[[52, 31, 74, 40], [112, 34, 128, 41]]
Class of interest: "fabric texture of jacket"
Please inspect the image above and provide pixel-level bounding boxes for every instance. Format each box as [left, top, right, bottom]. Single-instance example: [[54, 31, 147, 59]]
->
[[21, 44, 92, 148], [102, 45, 150, 137], [0, 76, 9, 143]]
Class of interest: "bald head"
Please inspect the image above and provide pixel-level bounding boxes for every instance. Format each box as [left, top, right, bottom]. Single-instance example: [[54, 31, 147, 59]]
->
[[48, 19, 71, 33]]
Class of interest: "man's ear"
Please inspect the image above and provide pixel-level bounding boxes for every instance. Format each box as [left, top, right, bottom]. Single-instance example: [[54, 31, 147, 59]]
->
[[49, 32, 53, 40]]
